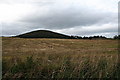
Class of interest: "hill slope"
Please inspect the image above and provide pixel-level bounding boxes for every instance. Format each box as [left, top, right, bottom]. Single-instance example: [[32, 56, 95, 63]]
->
[[15, 30, 71, 39]]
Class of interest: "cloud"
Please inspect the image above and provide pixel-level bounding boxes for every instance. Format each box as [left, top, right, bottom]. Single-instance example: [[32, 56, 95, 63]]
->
[[0, 0, 119, 37], [20, 0, 117, 29], [54, 23, 118, 35]]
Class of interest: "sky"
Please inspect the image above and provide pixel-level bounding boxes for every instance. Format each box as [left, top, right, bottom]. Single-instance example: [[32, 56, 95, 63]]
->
[[0, 0, 119, 38]]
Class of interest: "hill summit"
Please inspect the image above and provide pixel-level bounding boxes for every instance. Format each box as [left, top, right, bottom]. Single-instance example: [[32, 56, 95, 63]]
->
[[16, 30, 71, 39]]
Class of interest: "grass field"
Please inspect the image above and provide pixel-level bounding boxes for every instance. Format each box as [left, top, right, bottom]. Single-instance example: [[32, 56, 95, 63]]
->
[[2, 37, 119, 78]]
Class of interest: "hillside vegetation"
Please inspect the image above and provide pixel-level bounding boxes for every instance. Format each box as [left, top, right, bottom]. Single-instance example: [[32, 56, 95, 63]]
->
[[2, 37, 119, 79], [15, 30, 71, 39]]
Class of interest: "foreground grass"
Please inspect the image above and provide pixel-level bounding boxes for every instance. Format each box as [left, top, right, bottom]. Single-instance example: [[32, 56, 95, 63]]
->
[[2, 37, 119, 78]]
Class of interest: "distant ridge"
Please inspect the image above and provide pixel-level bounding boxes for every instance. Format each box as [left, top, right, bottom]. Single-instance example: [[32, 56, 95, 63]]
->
[[15, 30, 71, 39]]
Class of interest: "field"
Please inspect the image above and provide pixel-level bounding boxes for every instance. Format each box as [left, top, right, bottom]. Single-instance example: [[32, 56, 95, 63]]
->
[[2, 37, 119, 78]]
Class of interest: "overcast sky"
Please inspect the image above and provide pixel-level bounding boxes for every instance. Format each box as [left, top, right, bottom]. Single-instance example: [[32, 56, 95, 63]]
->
[[0, 0, 119, 37]]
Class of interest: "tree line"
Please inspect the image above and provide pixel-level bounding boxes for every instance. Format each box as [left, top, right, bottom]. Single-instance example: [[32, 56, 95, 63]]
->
[[69, 35, 120, 39], [113, 35, 120, 39]]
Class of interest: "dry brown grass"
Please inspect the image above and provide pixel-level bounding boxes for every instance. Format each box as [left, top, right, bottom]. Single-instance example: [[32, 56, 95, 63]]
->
[[2, 37, 119, 78]]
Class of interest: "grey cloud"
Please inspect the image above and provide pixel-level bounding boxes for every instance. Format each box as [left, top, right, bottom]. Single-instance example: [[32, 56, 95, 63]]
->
[[2, 22, 30, 36], [54, 24, 118, 36], [20, 4, 117, 30], [1, 0, 118, 38]]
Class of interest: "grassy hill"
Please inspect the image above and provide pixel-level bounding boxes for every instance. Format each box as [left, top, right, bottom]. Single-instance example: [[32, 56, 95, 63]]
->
[[15, 30, 71, 39]]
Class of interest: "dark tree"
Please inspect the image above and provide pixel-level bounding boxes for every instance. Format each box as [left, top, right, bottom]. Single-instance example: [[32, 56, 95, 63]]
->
[[114, 35, 120, 39]]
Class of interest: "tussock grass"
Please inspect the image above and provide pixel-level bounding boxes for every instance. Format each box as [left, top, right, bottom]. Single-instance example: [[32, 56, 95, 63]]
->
[[2, 37, 119, 78]]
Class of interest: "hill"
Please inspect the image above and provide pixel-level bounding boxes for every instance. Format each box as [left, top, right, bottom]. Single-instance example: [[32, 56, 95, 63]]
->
[[15, 30, 71, 39]]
